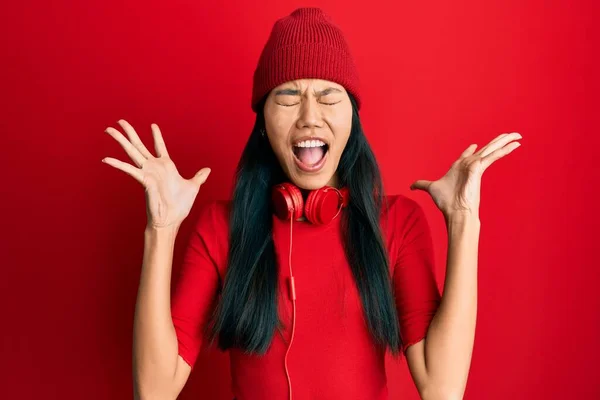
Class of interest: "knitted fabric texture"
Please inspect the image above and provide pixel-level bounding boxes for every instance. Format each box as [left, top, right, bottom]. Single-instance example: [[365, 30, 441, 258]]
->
[[251, 7, 362, 113]]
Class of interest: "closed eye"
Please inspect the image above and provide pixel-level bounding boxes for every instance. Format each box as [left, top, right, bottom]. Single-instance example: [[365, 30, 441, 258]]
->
[[277, 101, 341, 107]]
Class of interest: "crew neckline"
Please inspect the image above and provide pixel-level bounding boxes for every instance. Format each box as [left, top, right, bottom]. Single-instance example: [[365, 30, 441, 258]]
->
[[271, 210, 343, 236]]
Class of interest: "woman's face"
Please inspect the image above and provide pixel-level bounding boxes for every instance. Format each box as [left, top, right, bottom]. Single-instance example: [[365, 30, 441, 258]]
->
[[263, 78, 352, 190]]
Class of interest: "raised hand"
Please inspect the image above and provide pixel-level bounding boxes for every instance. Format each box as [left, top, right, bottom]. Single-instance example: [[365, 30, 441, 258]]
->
[[410, 132, 522, 219], [102, 119, 211, 229]]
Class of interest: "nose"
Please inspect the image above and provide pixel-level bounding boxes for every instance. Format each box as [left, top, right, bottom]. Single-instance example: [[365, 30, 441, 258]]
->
[[296, 96, 323, 130]]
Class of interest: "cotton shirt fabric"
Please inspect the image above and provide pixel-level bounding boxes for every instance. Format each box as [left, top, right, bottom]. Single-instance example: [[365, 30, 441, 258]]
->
[[171, 194, 441, 400]]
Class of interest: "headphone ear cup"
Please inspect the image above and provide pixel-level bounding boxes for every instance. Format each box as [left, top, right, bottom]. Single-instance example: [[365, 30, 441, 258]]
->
[[305, 186, 346, 225], [339, 187, 350, 208], [304, 189, 319, 224], [272, 182, 304, 221]]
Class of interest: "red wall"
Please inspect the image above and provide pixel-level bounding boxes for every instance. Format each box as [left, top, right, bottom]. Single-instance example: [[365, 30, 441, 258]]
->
[[2, 1, 598, 399]]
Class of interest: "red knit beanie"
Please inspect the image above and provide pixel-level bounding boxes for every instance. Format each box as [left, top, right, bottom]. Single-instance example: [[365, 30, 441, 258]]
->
[[251, 7, 362, 113]]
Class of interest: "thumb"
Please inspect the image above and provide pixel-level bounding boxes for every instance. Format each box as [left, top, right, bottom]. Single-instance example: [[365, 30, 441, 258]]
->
[[410, 180, 431, 191], [191, 167, 211, 187]]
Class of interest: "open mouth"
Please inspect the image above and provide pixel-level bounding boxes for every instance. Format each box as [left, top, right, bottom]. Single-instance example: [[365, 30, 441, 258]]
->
[[292, 139, 329, 171]]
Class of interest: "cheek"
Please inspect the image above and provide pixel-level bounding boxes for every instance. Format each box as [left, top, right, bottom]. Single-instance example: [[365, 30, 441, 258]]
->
[[264, 122, 291, 158], [332, 132, 351, 158], [267, 133, 292, 164], [329, 108, 353, 152]]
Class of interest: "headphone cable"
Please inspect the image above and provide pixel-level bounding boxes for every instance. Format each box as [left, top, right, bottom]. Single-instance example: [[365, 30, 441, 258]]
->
[[284, 216, 296, 400]]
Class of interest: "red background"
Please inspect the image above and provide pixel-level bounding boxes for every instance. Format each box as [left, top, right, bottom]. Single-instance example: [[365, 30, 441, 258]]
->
[[1, 1, 598, 399]]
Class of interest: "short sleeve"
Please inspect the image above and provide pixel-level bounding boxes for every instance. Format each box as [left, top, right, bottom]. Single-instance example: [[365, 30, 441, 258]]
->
[[392, 199, 441, 354], [170, 201, 222, 369]]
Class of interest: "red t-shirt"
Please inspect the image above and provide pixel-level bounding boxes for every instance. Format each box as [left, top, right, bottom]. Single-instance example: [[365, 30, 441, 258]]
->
[[171, 194, 441, 399]]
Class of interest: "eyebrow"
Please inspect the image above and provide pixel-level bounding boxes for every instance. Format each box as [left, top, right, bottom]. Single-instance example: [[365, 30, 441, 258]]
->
[[274, 87, 343, 96]]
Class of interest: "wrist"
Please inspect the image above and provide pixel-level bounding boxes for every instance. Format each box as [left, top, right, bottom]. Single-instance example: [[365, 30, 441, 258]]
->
[[144, 224, 180, 240], [444, 211, 480, 226], [444, 212, 480, 250]]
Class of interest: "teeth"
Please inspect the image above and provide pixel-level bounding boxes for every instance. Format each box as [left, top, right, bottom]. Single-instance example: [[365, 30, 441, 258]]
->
[[294, 139, 326, 148]]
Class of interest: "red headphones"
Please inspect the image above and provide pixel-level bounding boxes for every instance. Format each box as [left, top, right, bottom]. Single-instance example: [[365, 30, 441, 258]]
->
[[271, 182, 350, 224]]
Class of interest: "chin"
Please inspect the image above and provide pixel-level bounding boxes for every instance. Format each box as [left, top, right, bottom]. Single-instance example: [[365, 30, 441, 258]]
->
[[288, 169, 335, 191]]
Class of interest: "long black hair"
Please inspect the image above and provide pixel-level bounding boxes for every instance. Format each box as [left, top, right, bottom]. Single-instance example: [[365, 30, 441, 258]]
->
[[206, 92, 402, 357]]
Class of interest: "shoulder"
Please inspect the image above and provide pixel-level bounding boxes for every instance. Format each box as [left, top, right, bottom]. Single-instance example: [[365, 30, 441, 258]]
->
[[381, 194, 428, 229], [192, 199, 231, 232], [380, 194, 432, 252], [187, 199, 232, 276], [382, 193, 423, 214]]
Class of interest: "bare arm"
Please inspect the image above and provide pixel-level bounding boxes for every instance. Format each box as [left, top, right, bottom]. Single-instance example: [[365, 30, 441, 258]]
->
[[407, 132, 522, 398], [406, 214, 479, 400], [132, 225, 192, 400], [102, 119, 211, 400]]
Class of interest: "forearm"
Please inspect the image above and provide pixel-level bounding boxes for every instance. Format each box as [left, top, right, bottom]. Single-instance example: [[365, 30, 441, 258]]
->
[[133, 226, 181, 399], [423, 213, 480, 398]]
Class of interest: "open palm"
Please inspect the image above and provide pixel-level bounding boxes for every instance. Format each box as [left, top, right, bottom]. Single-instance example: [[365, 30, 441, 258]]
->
[[410, 132, 522, 218], [102, 119, 211, 229]]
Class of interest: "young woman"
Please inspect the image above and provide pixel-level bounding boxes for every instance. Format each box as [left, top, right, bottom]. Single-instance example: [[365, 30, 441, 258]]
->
[[103, 7, 522, 400]]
